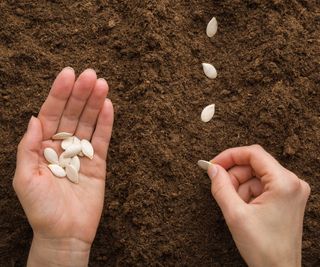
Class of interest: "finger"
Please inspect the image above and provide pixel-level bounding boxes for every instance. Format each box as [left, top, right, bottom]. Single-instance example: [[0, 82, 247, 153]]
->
[[228, 165, 255, 189], [237, 178, 263, 203], [38, 67, 75, 139], [15, 116, 43, 178], [207, 164, 245, 217], [212, 145, 283, 179], [58, 69, 97, 134], [75, 78, 109, 140], [91, 99, 114, 161]]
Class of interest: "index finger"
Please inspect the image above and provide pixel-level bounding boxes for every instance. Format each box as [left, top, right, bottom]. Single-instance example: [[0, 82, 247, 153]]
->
[[38, 67, 75, 139], [211, 145, 283, 178]]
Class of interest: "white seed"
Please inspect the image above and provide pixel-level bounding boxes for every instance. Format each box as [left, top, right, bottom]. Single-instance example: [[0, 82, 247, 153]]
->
[[73, 136, 81, 145], [52, 132, 73, 140], [201, 104, 215, 122], [202, 63, 217, 79], [81, 139, 94, 159], [206, 17, 218, 37], [64, 143, 82, 158], [59, 152, 72, 167], [70, 156, 80, 172], [44, 148, 59, 164], [66, 164, 79, 184], [197, 160, 213, 171], [48, 164, 66, 177], [61, 137, 74, 150]]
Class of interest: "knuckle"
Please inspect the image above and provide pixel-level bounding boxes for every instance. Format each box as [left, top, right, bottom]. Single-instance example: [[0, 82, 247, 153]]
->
[[275, 171, 311, 202], [301, 181, 311, 198], [277, 174, 301, 195], [288, 178, 301, 193], [276, 171, 301, 195], [251, 144, 264, 152], [250, 144, 268, 158], [287, 170, 299, 180]]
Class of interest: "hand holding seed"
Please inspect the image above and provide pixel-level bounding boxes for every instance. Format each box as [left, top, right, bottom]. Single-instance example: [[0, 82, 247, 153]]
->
[[13, 67, 114, 267], [202, 145, 310, 267]]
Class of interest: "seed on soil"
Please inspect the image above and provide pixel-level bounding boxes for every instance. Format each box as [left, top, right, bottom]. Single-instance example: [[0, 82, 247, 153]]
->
[[206, 16, 218, 37], [202, 63, 217, 79], [197, 160, 213, 171], [59, 152, 72, 167], [81, 139, 94, 159], [61, 137, 74, 150], [70, 156, 80, 172], [201, 104, 215, 122], [48, 164, 66, 177], [44, 147, 59, 164], [52, 132, 73, 140], [64, 143, 82, 158], [66, 164, 79, 184]]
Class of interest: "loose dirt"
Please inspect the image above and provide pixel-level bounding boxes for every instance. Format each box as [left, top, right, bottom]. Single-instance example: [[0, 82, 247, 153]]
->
[[0, 0, 319, 266]]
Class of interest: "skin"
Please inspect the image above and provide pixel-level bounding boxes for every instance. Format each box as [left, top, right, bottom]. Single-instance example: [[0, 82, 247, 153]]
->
[[208, 145, 310, 267], [13, 67, 114, 267], [13, 68, 310, 266]]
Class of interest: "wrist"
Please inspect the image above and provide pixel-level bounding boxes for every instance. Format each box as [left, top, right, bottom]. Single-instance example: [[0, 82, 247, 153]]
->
[[27, 234, 91, 267], [257, 250, 301, 267]]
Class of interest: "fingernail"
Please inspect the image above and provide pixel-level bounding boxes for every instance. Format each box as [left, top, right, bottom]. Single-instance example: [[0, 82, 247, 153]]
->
[[64, 66, 74, 72], [208, 164, 218, 179], [85, 68, 96, 74], [97, 78, 107, 84]]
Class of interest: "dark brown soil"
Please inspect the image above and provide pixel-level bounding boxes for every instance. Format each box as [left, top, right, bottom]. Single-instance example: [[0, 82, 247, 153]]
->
[[0, 0, 319, 266]]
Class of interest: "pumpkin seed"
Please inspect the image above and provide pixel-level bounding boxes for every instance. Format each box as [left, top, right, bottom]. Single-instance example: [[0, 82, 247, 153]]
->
[[59, 152, 72, 167], [73, 136, 81, 145], [81, 139, 94, 159], [48, 164, 66, 177], [206, 17, 217, 37], [61, 137, 74, 150], [52, 132, 73, 140], [201, 104, 215, 122], [46, 134, 95, 184], [70, 156, 80, 172], [66, 164, 79, 184], [202, 63, 217, 79], [44, 147, 59, 164], [197, 160, 213, 171], [64, 143, 82, 158]]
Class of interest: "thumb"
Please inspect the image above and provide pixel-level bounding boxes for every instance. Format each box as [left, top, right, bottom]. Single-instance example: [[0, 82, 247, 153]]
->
[[16, 116, 43, 174], [208, 164, 244, 216]]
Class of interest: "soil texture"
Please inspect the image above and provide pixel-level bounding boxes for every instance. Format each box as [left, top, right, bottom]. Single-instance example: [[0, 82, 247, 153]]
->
[[0, 0, 319, 266]]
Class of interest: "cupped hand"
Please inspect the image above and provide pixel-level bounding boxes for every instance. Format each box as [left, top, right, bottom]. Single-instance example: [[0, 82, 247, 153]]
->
[[13, 67, 114, 266], [207, 145, 310, 267]]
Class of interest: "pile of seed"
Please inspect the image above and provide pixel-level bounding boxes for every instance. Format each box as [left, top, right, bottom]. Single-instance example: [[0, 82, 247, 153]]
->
[[198, 16, 218, 171], [44, 132, 94, 184]]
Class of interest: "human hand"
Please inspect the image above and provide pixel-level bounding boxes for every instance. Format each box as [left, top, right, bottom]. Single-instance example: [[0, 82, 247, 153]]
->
[[207, 145, 310, 267], [13, 67, 114, 267]]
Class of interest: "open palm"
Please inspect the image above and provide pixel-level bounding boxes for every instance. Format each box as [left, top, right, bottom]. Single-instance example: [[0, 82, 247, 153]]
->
[[13, 67, 114, 246]]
